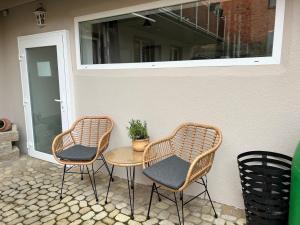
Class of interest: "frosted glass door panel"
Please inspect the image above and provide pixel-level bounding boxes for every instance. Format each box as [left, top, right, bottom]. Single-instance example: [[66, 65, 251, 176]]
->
[[26, 46, 62, 154]]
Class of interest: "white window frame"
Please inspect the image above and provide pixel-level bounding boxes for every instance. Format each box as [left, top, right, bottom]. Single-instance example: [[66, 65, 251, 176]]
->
[[74, 0, 285, 70]]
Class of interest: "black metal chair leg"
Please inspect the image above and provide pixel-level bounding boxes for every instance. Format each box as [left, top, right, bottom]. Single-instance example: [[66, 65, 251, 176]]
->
[[102, 155, 114, 182], [130, 168, 134, 189], [147, 183, 155, 220], [91, 164, 98, 202], [174, 193, 182, 225], [60, 165, 66, 200], [181, 191, 184, 225], [126, 167, 134, 219], [86, 165, 98, 202], [80, 166, 84, 180], [105, 165, 114, 204], [154, 183, 161, 202], [132, 167, 135, 219], [202, 178, 218, 218], [206, 189, 218, 218]]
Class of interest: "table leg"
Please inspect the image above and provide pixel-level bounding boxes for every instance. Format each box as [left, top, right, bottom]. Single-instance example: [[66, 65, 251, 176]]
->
[[105, 165, 114, 204], [126, 166, 135, 219]]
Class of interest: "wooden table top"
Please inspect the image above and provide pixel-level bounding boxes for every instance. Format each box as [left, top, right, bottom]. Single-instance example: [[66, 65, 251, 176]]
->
[[104, 146, 144, 167]]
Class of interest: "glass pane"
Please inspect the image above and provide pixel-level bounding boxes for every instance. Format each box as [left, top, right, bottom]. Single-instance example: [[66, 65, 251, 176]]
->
[[79, 0, 277, 64], [26, 46, 62, 154]]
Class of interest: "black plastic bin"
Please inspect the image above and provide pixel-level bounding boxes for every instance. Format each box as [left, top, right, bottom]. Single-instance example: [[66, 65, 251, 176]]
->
[[237, 151, 292, 225]]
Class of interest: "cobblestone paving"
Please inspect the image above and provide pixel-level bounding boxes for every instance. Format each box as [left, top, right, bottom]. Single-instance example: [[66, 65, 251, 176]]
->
[[0, 156, 246, 225]]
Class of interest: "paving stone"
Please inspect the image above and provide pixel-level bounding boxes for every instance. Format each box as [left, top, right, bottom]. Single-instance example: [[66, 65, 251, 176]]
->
[[93, 211, 108, 220], [79, 200, 88, 207], [82, 220, 95, 225], [201, 214, 214, 222], [236, 218, 246, 225], [56, 219, 69, 225], [82, 211, 95, 220], [28, 204, 39, 211], [129, 220, 142, 225], [157, 210, 170, 220], [19, 208, 30, 216], [71, 205, 80, 213], [159, 220, 175, 225], [54, 206, 69, 214], [215, 218, 226, 225], [94, 221, 106, 225], [67, 200, 79, 206], [68, 213, 81, 222], [61, 195, 73, 203], [25, 210, 39, 218], [41, 214, 56, 223], [116, 213, 130, 222], [79, 207, 90, 214], [109, 208, 119, 218], [121, 207, 132, 216], [92, 204, 104, 212], [116, 202, 127, 209], [155, 202, 170, 210], [102, 217, 115, 225], [57, 211, 71, 220], [143, 218, 159, 225], [104, 203, 115, 212], [43, 220, 56, 225], [39, 210, 52, 217], [221, 214, 237, 222], [50, 203, 64, 211], [69, 219, 82, 225]]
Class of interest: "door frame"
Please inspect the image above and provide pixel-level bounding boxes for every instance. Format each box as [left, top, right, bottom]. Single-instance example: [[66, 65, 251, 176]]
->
[[18, 30, 74, 163]]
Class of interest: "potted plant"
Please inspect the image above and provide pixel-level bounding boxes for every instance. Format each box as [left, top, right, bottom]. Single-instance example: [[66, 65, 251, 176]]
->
[[127, 119, 149, 152]]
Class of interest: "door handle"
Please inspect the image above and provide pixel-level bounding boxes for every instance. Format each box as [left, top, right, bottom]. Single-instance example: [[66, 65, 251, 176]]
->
[[54, 99, 62, 102]]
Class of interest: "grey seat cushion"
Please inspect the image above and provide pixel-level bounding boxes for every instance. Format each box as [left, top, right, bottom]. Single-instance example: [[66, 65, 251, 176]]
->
[[143, 155, 190, 190], [57, 145, 97, 161]]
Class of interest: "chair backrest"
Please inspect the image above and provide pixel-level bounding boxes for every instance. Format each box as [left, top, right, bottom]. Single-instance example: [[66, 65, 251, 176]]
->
[[170, 123, 222, 163], [71, 116, 113, 148]]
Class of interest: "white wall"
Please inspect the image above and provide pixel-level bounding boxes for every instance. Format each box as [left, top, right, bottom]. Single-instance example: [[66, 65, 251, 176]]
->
[[0, 0, 300, 208]]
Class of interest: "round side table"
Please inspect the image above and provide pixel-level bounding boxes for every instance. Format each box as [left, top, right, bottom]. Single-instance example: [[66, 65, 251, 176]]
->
[[104, 146, 143, 219]]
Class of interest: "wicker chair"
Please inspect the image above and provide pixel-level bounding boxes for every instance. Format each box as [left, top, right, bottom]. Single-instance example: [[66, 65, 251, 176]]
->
[[143, 123, 222, 225], [52, 116, 114, 202]]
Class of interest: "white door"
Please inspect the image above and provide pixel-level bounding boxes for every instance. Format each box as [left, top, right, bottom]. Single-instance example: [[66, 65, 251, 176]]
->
[[18, 30, 73, 163]]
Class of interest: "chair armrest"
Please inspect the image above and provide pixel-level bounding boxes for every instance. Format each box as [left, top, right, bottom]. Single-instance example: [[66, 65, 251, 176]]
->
[[185, 150, 216, 185], [52, 129, 75, 162], [96, 129, 113, 158], [143, 137, 175, 169]]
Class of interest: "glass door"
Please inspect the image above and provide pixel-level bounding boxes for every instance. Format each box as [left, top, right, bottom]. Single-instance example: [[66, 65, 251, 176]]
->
[[26, 46, 62, 154], [18, 31, 73, 162]]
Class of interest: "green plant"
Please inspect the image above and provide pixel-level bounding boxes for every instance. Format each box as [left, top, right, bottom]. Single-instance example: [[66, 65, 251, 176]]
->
[[127, 119, 149, 141]]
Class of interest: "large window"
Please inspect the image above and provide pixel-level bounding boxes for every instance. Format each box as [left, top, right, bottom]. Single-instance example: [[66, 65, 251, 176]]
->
[[75, 0, 284, 69]]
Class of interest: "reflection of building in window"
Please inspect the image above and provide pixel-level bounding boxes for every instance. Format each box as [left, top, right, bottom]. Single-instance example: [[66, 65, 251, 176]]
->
[[134, 38, 161, 62], [267, 31, 274, 55], [222, 0, 276, 57], [79, 0, 278, 65], [268, 0, 276, 9], [170, 47, 182, 61]]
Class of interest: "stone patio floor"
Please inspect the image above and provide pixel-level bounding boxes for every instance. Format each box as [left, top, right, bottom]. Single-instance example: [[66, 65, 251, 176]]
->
[[0, 156, 246, 225]]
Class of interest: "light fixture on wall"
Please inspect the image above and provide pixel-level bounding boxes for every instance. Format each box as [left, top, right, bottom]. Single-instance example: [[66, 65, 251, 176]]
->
[[1, 9, 9, 17], [33, 3, 47, 27]]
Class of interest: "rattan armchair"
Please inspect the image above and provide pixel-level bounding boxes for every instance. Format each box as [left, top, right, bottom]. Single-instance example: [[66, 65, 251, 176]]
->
[[52, 116, 113, 201], [143, 123, 222, 225]]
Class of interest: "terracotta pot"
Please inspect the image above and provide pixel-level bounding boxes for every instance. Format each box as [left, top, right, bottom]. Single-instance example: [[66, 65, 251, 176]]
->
[[132, 138, 149, 152], [0, 118, 12, 132]]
